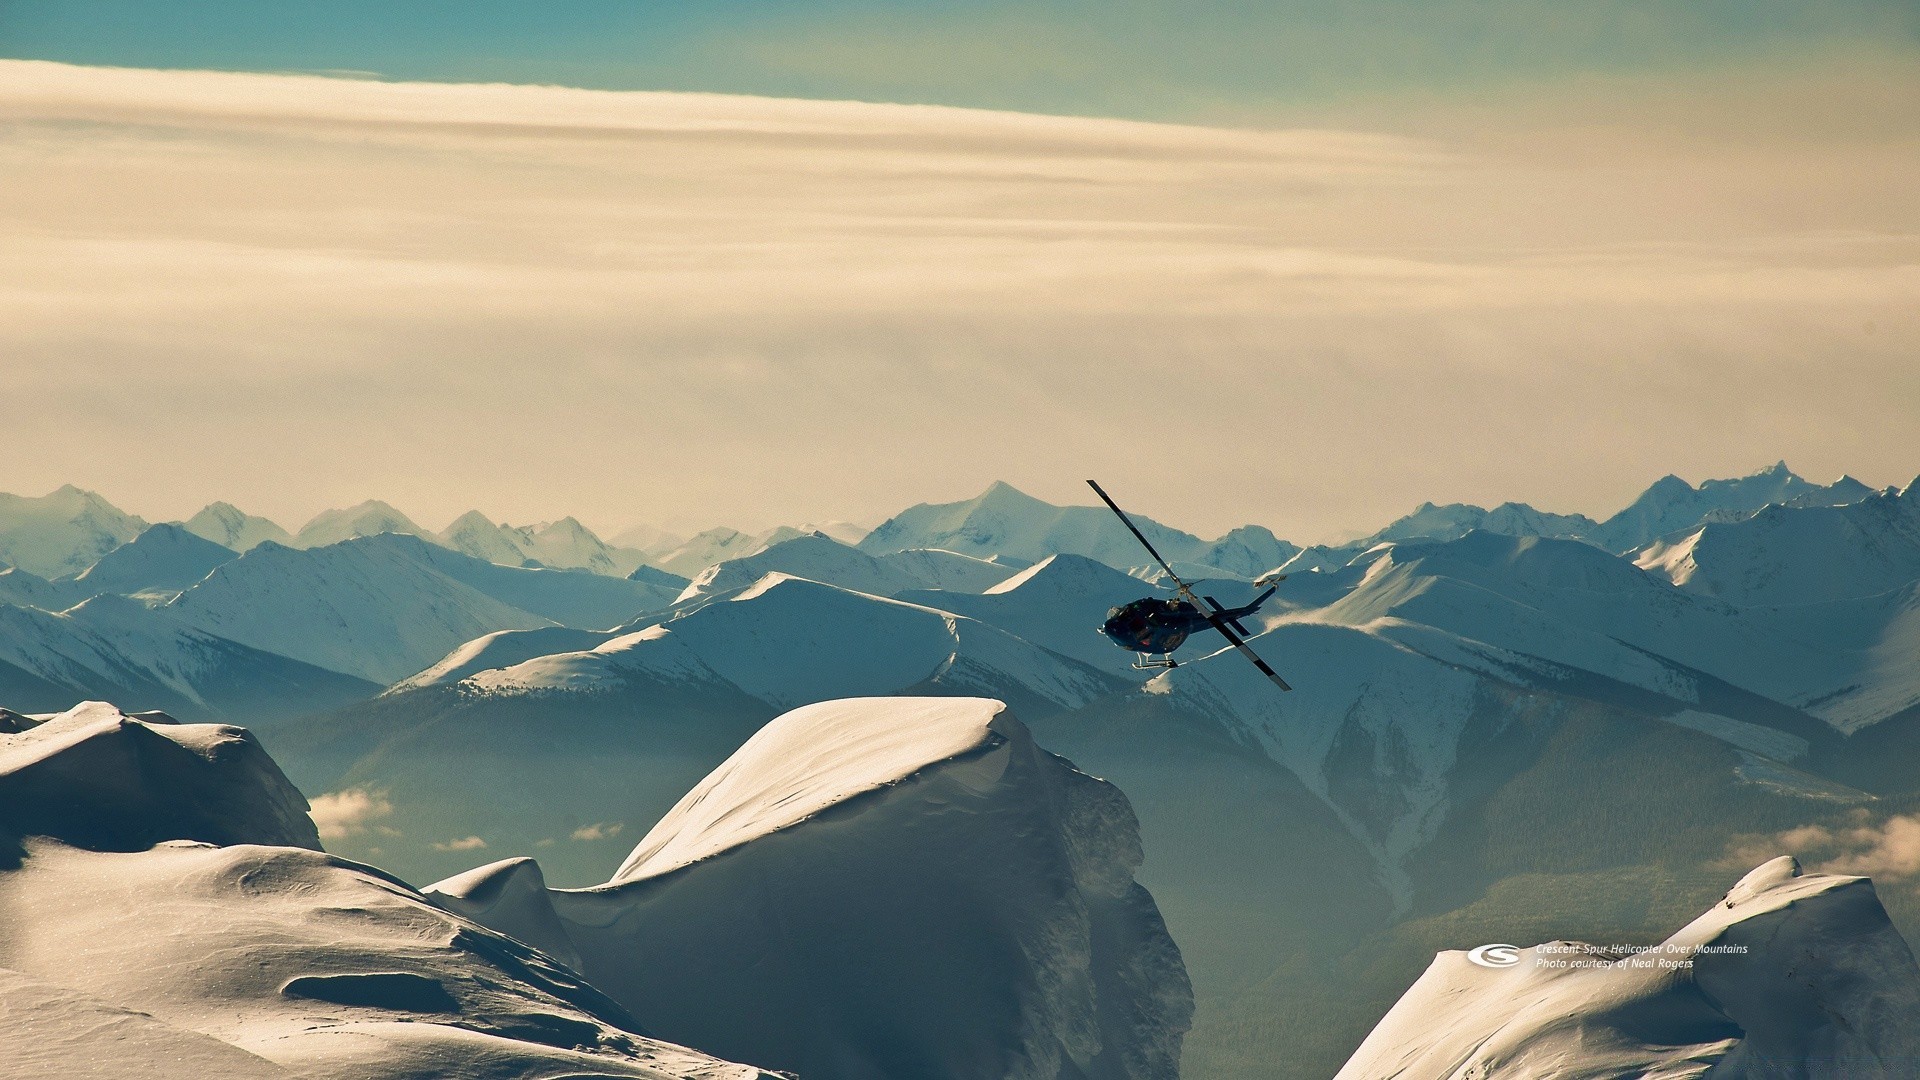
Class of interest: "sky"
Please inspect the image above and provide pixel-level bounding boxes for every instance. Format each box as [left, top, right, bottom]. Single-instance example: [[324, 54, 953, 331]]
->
[[0, 4, 1916, 541]]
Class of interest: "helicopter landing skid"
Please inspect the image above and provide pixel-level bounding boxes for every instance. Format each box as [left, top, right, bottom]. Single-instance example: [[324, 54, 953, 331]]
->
[[1132, 654, 1178, 671]]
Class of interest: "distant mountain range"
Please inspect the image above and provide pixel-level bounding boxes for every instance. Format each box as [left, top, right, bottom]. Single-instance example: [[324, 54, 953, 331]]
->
[[4, 461, 1918, 1079], [0, 464, 1902, 725]]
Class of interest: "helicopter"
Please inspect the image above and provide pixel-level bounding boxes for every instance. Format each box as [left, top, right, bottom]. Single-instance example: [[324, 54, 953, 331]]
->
[[1088, 480, 1293, 691]]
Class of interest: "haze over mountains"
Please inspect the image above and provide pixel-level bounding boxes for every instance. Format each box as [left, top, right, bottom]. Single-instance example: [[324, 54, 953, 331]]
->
[[5, 461, 1919, 1078]]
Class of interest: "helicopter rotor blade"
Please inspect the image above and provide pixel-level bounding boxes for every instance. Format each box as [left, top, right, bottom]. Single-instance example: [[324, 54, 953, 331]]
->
[[1196, 607, 1294, 692], [1086, 480, 1193, 592], [1087, 479, 1292, 691]]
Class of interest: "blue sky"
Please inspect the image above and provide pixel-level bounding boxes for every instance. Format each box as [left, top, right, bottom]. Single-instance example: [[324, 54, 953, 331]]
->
[[4, 0, 1915, 119]]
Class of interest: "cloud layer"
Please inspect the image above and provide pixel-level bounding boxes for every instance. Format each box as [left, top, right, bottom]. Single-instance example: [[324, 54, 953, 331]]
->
[[1, 60, 1913, 539]]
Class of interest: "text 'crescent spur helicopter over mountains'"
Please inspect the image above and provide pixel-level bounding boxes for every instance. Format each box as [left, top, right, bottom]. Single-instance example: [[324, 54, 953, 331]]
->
[[1088, 480, 1293, 692]]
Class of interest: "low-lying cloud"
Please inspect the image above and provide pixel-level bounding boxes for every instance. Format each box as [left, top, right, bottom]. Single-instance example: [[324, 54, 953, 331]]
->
[[571, 822, 625, 842], [1723, 810, 1920, 885], [308, 788, 395, 842]]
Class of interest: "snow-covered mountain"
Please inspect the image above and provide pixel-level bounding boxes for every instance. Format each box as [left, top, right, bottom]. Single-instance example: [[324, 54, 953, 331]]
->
[[608, 522, 684, 555], [432, 697, 1191, 1080], [0, 485, 148, 578], [896, 553, 1171, 675], [652, 525, 805, 578], [164, 534, 679, 685], [0, 702, 775, 1080], [468, 573, 1119, 713], [59, 523, 236, 600], [859, 481, 1295, 575], [0, 566, 81, 611], [0, 598, 376, 721], [437, 511, 646, 576], [1597, 461, 1872, 552], [675, 531, 936, 603], [290, 499, 429, 548], [1638, 478, 1920, 607], [1362, 500, 1602, 549], [180, 501, 292, 552], [166, 537, 552, 684], [1338, 856, 1920, 1079], [875, 546, 1021, 593]]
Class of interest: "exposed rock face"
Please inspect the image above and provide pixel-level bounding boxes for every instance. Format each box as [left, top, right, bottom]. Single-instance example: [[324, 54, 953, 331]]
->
[[1337, 856, 1920, 1079], [432, 696, 1196, 1080]]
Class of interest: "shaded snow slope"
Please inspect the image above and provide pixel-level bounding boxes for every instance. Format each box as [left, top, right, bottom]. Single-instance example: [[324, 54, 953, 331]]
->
[[652, 526, 785, 578], [61, 522, 236, 599], [0, 565, 80, 610], [0, 841, 772, 1080], [877, 546, 1023, 592], [389, 625, 620, 692], [0, 699, 773, 1080], [1598, 462, 1864, 553], [183, 501, 292, 553], [436, 697, 1195, 1080], [0, 700, 319, 850], [470, 573, 1120, 713], [1638, 481, 1920, 608], [437, 511, 645, 576], [167, 536, 554, 684], [291, 499, 429, 548], [0, 485, 147, 579], [1336, 856, 1920, 1079], [0, 597, 379, 721], [859, 480, 1288, 575], [675, 531, 927, 602], [897, 553, 1170, 675]]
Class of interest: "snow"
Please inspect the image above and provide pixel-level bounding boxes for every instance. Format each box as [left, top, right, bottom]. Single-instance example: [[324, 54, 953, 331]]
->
[[435, 696, 1194, 1080], [388, 625, 618, 692], [0, 840, 771, 1079], [609, 522, 684, 556], [167, 536, 552, 684], [0, 698, 776, 1079], [0, 485, 148, 579], [675, 531, 928, 602], [1637, 484, 1920, 608], [0, 700, 320, 850], [437, 511, 644, 576], [0, 596, 378, 720], [1594, 461, 1865, 552], [898, 553, 1167, 675], [651, 526, 774, 578], [858, 480, 1282, 576], [61, 523, 236, 600], [466, 573, 1116, 712], [0, 566, 79, 610], [464, 624, 732, 695], [1337, 856, 1920, 1079], [182, 502, 292, 553], [291, 499, 428, 548], [612, 696, 1005, 880], [875, 547, 1022, 592]]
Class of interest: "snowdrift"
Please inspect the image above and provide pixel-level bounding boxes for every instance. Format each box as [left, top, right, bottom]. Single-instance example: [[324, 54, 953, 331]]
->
[[0, 702, 772, 1080], [0, 700, 319, 851], [429, 696, 1196, 1080], [1337, 856, 1920, 1079]]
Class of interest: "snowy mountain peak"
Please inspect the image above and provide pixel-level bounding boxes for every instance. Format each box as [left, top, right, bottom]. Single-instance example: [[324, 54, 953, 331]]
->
[[613, 696, 1010, 883], [293, 499, 425, 548], [0, 485, 149, 578], [64, 522, 237, 599], [181, 501, 291, 553]]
